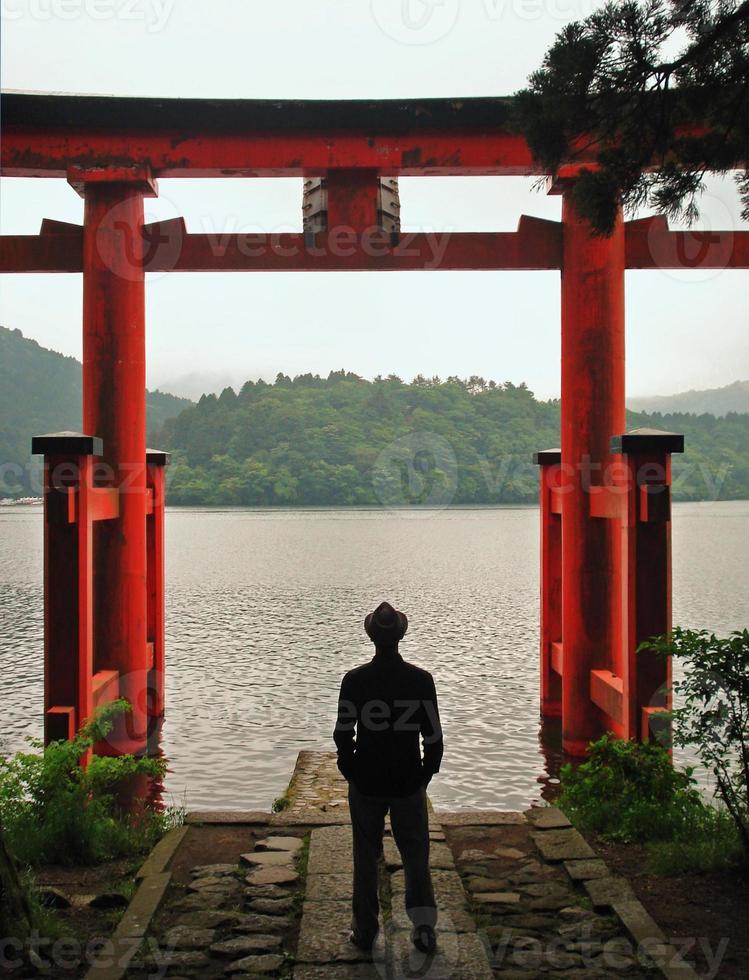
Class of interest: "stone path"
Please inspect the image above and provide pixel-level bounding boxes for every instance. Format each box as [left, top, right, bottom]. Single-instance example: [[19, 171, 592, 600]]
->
[[129, 752, 697, 979], [452, 808, 661, 978], [128, 832, 305, 978], [283, 750, 349, 816], [294, 821, 495, 980]]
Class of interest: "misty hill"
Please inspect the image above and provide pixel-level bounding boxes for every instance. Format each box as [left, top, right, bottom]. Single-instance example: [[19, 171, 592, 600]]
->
[[0, 326, 193, 497], [628, 380, 749, 417], [155, 372, 749, 506]]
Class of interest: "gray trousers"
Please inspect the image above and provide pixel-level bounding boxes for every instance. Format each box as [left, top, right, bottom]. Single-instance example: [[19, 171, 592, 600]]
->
[[348, 781, 437, 942]]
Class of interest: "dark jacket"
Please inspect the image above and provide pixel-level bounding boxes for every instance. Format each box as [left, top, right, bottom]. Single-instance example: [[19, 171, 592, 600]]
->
[[333, 649, 443, 797]]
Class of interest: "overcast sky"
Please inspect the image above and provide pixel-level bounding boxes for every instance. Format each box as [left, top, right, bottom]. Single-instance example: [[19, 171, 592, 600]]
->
[[1, 0, 747, 400]]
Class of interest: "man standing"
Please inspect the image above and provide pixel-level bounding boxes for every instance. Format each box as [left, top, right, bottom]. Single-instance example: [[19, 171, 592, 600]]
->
[[334, 601, 444, 955]]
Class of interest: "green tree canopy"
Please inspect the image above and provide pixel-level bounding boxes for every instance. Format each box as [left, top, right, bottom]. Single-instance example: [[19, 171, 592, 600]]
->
[[516, 0, 749, 233], [156, 373, 749, 506]]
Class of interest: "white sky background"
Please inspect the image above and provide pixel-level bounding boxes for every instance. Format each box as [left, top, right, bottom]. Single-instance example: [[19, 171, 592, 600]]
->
[[0, 0, 747, 400]]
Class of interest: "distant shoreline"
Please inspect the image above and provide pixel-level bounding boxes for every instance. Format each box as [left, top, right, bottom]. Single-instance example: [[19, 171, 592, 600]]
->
[[3, 499, 748, 511]]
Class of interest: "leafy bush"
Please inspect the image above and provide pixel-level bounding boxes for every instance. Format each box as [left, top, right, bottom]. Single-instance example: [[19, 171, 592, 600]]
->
[[558, 734, 707, 843], [641, 628, 749, 858], [0, 700, 171, 866]]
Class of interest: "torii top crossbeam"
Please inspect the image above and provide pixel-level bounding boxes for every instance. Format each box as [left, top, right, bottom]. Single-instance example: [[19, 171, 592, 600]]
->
[[2, 91, 560, 178]]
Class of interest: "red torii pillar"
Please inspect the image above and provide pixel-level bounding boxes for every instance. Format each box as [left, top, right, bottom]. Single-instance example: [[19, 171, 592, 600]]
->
[[559, 190, 626, 756], [74, 166, 155, 755]]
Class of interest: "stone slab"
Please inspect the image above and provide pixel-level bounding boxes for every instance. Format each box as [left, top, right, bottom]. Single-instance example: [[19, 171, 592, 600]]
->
[[387, 927, 493, 980], [437, 810, 525, 827], [612, 899, 666, 946], [391, 869, 467, 911], [185, 810, 271, 825], [245, 866, 299, 887], [163, 925, 216, 949], [241, 850, 295, 867], [648, 945, 702, 980], [293, 965, 381, 979], [173, 910, 241, 930], [190, 863, 239, 878], [584, 875, 636, 910], [306, 872, 351, 901], [172, 891, 227, 912], [296, 903, 386, 966], [226, 951, 284, 974], [472, 891, 522, 906], [136, 825, 189, 880], [530, 828, 596, 862], [493, 845, 527, 860], [189, 875, 238, 892], [210, 933, 282, 956], [307, 826, 354, 875], [383, 838, 402, 869], [256, 835, 303, 852], [113, 872, 172, 940], [145, 949, 209, 971], [232, 911, 290, 933], [390, 905, 476, 934], [383, 838, 454, 871], [563, 858, 610, 882], [524, 806, 572, 830], [247, 896, 295, 915], [467, 875, 515, 893], [272, 809, 351, 826]]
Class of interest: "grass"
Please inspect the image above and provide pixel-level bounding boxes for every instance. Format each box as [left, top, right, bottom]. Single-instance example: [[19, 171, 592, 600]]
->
[[272, 793, 292, 813], [648, 807, 745, 876]]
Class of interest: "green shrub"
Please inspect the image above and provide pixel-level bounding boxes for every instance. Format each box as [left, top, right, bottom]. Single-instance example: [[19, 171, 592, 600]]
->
[[640, 628, 749, 858], [559, 733, 706, 843], [0, 700, 171, 866]]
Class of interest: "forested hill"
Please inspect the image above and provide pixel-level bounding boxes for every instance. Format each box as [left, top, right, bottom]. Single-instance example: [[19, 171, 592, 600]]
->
[[628, 380, 749, 417], [0, 326, 192, 497], [156, 373, 749, 506]]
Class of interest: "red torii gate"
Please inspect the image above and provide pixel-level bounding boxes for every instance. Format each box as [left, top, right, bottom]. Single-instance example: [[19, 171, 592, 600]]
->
[[1, 92, 743, 758]]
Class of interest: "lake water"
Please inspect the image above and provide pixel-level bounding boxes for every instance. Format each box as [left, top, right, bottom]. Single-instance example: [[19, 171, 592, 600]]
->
[[1, 502, 748, 812]]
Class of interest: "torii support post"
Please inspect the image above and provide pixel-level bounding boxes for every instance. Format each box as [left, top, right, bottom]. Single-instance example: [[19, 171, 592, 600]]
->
[[611, 428, 684, 743], [76, 166, 156, 756], [534, 448, 563, 719], [31, 432, 121, 746], [146, 449, 170, 725], [559, 191, 626, 756]]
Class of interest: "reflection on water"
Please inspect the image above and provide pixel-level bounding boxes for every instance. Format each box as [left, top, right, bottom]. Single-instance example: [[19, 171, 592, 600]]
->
[[1, 502, 747, 811]]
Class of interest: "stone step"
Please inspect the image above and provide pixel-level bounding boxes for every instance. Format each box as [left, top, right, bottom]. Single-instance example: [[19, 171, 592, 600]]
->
[[295, 820, 494, 979], [296, 826, 387, 976]]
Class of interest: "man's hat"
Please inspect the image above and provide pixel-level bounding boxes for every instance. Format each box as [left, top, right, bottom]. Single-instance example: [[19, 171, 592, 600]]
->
[[364, 601, 408, 644]]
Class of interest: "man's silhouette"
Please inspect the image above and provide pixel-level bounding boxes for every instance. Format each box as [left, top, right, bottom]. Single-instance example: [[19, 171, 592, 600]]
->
[[334, 601, 444, 955]]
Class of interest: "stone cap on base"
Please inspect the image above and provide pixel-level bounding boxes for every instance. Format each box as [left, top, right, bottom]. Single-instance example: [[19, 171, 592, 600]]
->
[[610, 428, 684, 456], [146, 448, 171, 467], [32, 431, 103, 457], [533, 448, 561, 466]]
